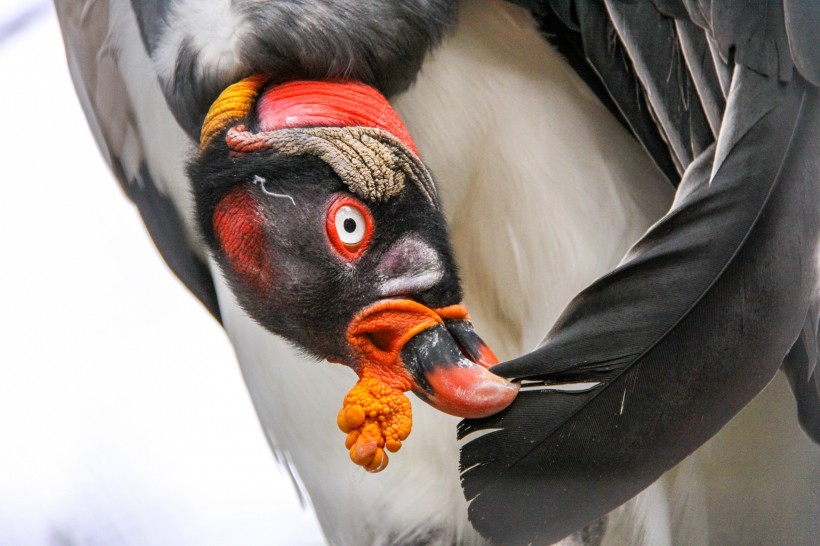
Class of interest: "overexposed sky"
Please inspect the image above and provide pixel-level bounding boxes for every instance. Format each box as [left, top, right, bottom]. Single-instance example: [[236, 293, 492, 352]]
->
[[0, 4, 324, 545]]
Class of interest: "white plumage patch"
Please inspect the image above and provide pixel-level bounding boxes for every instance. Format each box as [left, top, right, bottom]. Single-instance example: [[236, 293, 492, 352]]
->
[[393, 0, 673, 359], [96, 0, 201, 249], [211, 259, 478, 546], [151, 0, 245, 93]]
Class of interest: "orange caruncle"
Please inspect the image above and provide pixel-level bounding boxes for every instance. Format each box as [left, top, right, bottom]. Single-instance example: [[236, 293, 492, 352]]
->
[[336, 299, 473, 472], [337, 377, 412, 472]]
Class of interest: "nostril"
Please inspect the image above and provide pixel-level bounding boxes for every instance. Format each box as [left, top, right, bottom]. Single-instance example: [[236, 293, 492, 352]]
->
[[375, 236, 444, 297], [367, 330, 395, 352]]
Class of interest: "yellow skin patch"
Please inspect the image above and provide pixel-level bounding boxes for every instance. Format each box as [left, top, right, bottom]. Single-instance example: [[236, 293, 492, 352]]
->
[[337, 377, 412, 472], [199, 74, 268, 151]]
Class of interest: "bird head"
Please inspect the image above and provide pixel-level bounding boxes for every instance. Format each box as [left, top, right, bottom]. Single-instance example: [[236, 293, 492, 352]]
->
[[189, 78, 518, 471]]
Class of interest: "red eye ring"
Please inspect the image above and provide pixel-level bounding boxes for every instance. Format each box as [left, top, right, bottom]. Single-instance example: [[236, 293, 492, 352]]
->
[[326, 195, 374, 260]]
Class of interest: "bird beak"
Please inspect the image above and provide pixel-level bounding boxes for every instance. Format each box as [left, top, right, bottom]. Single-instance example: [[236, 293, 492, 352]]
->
[[346, 299, 519, 418]]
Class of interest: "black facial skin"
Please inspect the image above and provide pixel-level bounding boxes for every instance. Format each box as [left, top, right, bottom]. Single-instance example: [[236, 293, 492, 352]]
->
[[189, 137, 463, 366]]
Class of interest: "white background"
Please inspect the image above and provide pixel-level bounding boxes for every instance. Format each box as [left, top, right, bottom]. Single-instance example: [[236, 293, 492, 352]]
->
[[0, 3, 324, 544]]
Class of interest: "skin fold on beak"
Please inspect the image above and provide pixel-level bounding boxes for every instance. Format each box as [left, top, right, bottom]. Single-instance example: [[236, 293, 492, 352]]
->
[[336, 299, 518, 472]]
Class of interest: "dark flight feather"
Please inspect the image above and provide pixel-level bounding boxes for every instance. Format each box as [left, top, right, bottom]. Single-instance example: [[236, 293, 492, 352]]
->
[[517, 0, 683, 184], [459, 2, 820, 543], [674, 17, 725, 137], [54, 1, 220, 319], [605, 1, 713, 171], [460, 64, 819, 546]]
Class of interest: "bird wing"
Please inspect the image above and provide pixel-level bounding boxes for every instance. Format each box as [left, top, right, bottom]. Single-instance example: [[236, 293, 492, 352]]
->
[[54, 1, 219, 318], [459, 2, 820, 544]]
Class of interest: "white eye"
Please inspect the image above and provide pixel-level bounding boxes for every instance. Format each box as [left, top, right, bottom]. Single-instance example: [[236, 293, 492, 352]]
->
[[327, 197, 373, 259], [335, 205, 366, 246]]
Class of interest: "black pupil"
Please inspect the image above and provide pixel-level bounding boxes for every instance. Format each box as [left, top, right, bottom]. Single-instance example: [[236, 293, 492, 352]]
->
[[343, 218, 357, 233]]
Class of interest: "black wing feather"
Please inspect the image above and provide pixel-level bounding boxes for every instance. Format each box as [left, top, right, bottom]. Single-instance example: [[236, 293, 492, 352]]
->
[[462, 64, 819, 546], [783, 0, 820, 86], [517, 0, 682, 183], [674, 17, 725, 136], [112, 159, 220, 319], [55, 1, 220, 319], [605, 1, 713, 170], [783, 307, 820, 444], [463, 1, 820, 543]]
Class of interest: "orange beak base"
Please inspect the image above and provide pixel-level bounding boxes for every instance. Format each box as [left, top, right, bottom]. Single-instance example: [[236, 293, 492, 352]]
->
[[336, 299, 519, 472]]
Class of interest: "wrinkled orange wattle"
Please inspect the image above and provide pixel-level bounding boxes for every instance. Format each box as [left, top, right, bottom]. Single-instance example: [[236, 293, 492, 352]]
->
[[336, 300, 505, 472]]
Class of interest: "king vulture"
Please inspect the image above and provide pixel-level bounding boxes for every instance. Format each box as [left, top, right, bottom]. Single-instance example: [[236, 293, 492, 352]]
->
[[55, 0, 820, 544]]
